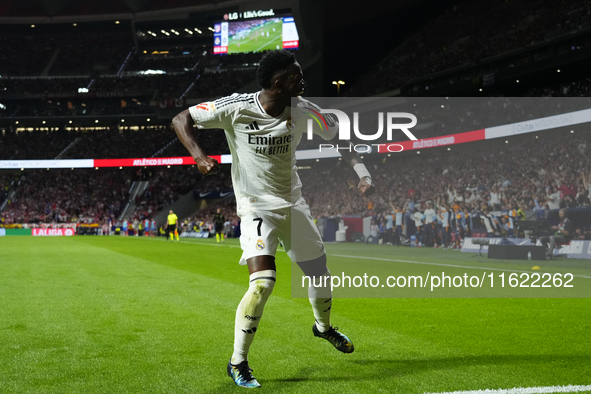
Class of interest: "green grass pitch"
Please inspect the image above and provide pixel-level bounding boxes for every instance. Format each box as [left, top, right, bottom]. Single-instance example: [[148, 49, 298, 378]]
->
[[1, 236, 590, 393], [228, 20, 284, 54]]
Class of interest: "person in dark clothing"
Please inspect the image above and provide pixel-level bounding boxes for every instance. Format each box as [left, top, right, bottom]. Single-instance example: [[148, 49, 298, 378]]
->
[[539, 208, 574, 258], [214, 208, 226, 243]]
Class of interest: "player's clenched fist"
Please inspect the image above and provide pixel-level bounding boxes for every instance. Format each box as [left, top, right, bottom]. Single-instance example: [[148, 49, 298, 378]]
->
[[195, 156, 221, 176], [358, 177, 375, 197]]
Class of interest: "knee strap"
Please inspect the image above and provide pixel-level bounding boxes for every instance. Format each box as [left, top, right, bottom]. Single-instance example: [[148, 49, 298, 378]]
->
[[248, 269, 276, 299]]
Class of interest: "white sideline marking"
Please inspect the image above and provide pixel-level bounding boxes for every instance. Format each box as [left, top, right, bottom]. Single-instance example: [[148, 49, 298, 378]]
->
[[330, 254, 591, 279], [423, 384, 591, 394], [122, 239, 591, 279], [254, 34, 281, 53], [133, 236, 243, 249]]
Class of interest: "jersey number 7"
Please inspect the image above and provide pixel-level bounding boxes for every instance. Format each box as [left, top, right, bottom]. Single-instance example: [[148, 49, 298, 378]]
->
[[253, 218, 263, 237]]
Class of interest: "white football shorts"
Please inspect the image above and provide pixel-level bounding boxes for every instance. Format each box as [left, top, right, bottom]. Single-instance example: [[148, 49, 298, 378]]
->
[[238, 198, 325, 265]]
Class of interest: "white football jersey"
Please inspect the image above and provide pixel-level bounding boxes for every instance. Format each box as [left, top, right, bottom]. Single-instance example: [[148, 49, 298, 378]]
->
[[189, 92, 337, 216], [413, 211, 423, 227], [424, 208, 436, 224]]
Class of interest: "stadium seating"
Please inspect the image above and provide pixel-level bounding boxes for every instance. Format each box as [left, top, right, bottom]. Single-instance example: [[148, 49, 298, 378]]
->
[[129, 166, 233, 221], [299, 131, 591, 219], [0, 34, 132, 77], [345, 0, 591, 96], [2, 129, 590, 240], [0, 168, 131, 224], [2, 4, 591, 234], [0, 125, 229, 161]]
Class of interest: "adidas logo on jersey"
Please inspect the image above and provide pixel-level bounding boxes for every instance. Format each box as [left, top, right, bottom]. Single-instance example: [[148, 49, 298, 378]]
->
[[245, 121, 260, 130]]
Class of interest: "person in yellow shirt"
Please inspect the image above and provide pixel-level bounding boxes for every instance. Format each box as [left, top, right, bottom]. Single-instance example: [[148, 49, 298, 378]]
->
[[167, 210, 179, 241]]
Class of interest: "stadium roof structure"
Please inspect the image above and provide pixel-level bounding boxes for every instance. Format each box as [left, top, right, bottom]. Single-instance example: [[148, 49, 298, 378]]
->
[[0, 0, 263, 22], [0, 0, 419, 26]]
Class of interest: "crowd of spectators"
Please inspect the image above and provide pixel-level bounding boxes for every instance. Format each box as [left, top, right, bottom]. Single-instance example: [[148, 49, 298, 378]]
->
[[0, 171, 20, 207], [182, 198, 238, 235], [184, 69, 257, 100], [0, 127, 173, 160], [158, 128, 230, 157], [125, 54, 202, 73], [2, 128, 590, 243], [0, 36, 58, 76], [50, 34, 133, 76], [0, 33, 133, 77], [0, 68, 255, 117], [3, 95, 591, 233], [0, 77, 90, 96], [124, 51, 261, 73], [298, 93, 591, 150], [3, 21, 591, 238], [0, 73, 196, 98], [60, 127, 175, 159], [522, 76, 591, 97], [0, 168, 131, 225], [299, 131, 591, 228], [0, 125, 227, 161], [93, 72, 202, 101], [346, 0, 591, 96], [129, 129, 591, 242], [130, 166, 233, 221], [0, 163, 234, 228], [1, 100, 154, 118], [0, 129, 74, 160]]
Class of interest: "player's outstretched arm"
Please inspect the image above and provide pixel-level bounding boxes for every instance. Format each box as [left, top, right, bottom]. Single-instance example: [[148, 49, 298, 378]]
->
[[172, 109, 221, 176], [332, 138, 375, 197]]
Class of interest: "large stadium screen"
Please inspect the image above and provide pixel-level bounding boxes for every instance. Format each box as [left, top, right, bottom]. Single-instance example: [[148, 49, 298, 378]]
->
[[213, 16, 299, 55]]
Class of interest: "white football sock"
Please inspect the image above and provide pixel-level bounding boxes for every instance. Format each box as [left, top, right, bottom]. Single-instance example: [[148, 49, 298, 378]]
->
[[231, 269, 276, 364], [308, 270, 332, 333]]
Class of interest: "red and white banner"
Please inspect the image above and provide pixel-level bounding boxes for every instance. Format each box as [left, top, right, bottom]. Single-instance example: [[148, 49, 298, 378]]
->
[[0, 155, 232, 169], [32, 228, 76, 236], [94, 155, 231, 167], [94, 156, 209, 168]]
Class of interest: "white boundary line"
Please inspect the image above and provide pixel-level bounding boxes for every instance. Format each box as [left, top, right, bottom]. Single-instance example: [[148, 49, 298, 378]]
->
[[109, 238, 591, 279], [254, 34, 282, 52], [423, 384, 591, 394], [329, 254, 591, 279]]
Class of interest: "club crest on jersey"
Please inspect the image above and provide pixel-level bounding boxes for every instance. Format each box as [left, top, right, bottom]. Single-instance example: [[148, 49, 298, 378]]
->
[[286, 117, 296, 130], [256, 239, 265, 251]]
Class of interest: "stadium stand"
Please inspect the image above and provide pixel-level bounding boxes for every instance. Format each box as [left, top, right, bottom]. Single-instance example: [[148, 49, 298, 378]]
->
[[2, 129, 590, 241], [309, 131, 588, 215], [183, 198, 238, 234], [345, 0, 591, 96], [0, 126, 229, 161], [0, 168, 131, 224], [1, 1, 590, 240], [0, 129, 75, 160], [0, 33, 132, 77], [130, 167, 233, 222], [0, 21, 265, 123]]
